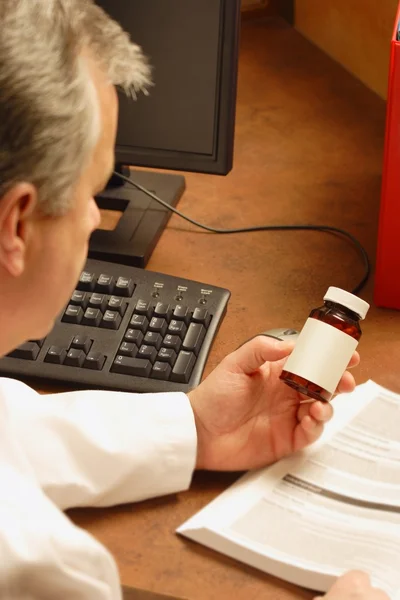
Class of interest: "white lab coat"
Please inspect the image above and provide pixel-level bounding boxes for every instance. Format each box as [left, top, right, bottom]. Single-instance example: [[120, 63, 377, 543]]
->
[[0, 377, 197, 599]]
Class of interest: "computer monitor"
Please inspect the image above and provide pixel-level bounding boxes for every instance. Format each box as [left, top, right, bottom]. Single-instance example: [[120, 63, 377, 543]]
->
[[90, 0, 241, 268]]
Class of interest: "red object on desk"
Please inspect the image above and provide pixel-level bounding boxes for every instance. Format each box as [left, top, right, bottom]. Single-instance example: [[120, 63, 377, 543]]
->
[[374, 2, 400, 309]]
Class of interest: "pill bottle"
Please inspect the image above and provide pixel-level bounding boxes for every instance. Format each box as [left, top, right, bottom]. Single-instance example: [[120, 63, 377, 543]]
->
[[279, 287, 370, 402]]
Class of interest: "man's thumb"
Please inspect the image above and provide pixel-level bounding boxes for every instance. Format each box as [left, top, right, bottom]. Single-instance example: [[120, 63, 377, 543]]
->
[[232, 335, 293, 374]]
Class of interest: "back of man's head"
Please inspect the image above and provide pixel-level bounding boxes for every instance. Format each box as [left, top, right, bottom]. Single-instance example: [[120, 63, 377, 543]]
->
[[0, 0, 151, 215]]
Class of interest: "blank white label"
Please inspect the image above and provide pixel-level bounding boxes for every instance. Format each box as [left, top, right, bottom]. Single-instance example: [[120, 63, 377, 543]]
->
[[283, 318, 358, 395]]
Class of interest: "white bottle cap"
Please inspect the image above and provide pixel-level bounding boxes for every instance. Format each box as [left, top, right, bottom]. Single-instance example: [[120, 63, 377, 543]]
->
[[323, 287, 370, 320]]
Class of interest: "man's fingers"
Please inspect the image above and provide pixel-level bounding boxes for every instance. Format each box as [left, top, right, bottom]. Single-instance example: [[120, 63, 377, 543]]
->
[[294, 402, 333, 451], [294, 415, 324, 450], [347, 351, 360, 369], [330, 570, 371, 592], [309, 400, 333, 422], [336, 371, 356, 394], [231, 336, 294, 375], [321, 571, 389, 600], [297, 400, 333, 424], [297, 370, 355, 417]]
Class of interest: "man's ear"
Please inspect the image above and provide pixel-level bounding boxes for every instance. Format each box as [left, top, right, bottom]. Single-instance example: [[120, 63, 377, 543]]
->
[[0, 183, 38, 277]]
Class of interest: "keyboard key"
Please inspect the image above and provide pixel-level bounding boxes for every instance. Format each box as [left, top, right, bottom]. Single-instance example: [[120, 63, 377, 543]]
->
[[148, 317, 167, 337], [135, 299, 152, 318], [8, 342, 40, 361], [71, 335, 92, 354], [95, 274, 114, 294], [70, 290, 89, 310], [143, 331, 163, 350], [182, 323, 206, 355], [138, 345, 158, 363], [157, 347, 177, 366], [168, 320, 187, 339], [45, 346, 67, 365], [130, 314, 149, 332], [82, 307, 102, 327], [83, 351, 106, 371], [154, 302, 172, 321], [118, 342, 138, 358], [162, 334, 182, 353], [107, 296, 126, 316], [172, 304, 191, 324], [100, 310, 122, 330], [64, 348, 86, 367], [111, 356, 152, 378], [151, 361, 172, 381], [115, 276, 135, 297], [124, 328, 144, 346], [77, 271, 96, 292], [62, 305, 84, 325], [171, 351, 196, 383], [192, 307, 211, 327], [88, 293, 107, 312], [30, 338, 46, 348]]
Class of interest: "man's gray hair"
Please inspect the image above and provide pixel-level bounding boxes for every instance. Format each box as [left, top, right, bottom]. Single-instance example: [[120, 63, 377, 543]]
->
[[0, 0, 151, 215]]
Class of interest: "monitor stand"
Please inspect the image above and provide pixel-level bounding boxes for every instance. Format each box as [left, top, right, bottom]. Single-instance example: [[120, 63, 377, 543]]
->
[[89, 165, 186, 268]]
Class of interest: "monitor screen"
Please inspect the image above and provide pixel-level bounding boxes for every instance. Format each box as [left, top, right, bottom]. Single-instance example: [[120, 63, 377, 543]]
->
[[91, 0, 241, 267]]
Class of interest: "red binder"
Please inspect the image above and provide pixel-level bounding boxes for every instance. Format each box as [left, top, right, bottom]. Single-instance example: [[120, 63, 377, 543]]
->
[[374, 2, 400, 309]]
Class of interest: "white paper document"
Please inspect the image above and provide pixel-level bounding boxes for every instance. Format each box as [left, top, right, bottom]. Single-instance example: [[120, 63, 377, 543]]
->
[[177, 381, 400, 599]]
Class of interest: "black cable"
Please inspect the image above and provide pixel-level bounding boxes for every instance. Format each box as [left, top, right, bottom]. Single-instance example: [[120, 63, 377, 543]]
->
[[113, 171, 371, 296]]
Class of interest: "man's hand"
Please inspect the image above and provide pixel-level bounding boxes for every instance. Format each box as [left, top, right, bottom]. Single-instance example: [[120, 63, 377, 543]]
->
[[315, 571, 389, 599], [189, 336, 359, 471]]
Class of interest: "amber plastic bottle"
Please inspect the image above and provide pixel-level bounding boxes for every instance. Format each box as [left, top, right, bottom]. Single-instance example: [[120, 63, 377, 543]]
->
[[280, 287, 370, 402]]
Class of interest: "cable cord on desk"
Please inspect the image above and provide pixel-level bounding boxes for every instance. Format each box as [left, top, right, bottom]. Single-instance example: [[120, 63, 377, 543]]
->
[[113, 171, 371, 296]]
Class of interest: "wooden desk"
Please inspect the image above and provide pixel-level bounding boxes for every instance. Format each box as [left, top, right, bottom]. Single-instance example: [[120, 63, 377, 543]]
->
[[68, 17, 400, 600]]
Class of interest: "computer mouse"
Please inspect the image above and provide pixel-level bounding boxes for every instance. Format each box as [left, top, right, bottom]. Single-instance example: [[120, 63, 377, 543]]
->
[[238, 328, 299, 349], [258, 328, 300, 342]]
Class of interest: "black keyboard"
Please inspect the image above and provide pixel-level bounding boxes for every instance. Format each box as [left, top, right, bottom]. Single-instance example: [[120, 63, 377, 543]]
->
[[0, 259, 230, 393]]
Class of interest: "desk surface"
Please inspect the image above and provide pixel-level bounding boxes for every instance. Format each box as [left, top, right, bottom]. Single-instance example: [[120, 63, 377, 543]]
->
[[68, 16, 399, 600]]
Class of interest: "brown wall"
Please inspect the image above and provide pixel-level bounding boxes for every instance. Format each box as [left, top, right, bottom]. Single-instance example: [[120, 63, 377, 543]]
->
[[295, 0, 399, 98]]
